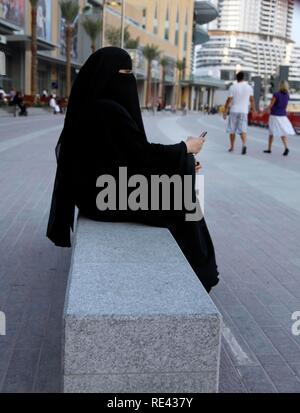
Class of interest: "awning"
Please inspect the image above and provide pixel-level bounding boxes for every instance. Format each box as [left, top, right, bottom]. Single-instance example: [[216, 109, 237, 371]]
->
[[194, 1, 219, 25], [6, 34, 57, 51], [193, 25, 210, 45], [0, 18, 21, 34], [181, 75, 226, 89], [37, 51, 82, 69]]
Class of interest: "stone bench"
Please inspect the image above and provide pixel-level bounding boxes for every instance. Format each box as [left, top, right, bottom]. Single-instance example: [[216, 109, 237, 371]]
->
[[63, 216, 222, 393]]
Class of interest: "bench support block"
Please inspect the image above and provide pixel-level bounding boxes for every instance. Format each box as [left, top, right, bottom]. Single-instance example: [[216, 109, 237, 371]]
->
[[63, 217, 222, 393]]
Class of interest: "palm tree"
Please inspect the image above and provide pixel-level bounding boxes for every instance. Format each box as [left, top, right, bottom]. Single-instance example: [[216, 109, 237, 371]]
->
[[60, 0, 80, 97], [176, 59, 186, 108], [82, 17, 102, 53], [125, 36, 140, 49], [142, 44, 161, 106], [105, 25, 139, 48], [29, 0, 38, 97], [160, 57, 169, 108], [105, 25, 121, 47]]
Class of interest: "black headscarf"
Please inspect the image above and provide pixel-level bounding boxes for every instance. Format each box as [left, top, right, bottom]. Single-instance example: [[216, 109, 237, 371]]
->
[[47, 48, 146, 247], [65, 47, 145, 134]]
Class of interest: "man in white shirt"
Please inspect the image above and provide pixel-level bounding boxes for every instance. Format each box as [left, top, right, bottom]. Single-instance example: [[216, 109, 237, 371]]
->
[[223, 71, 255, 155], [49, 94, 61, 114]]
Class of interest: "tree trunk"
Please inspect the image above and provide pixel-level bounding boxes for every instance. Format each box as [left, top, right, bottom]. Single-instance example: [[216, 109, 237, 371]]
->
[[31, 6, 38, 97], [65, 25, 73, 97], [91, 43, 96, 54], [146, 60, 152, 107], [177, 70, 182, 108]]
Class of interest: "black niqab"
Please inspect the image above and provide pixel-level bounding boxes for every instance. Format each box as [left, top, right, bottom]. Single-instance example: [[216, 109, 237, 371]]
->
[[65, 47, 145, 134]]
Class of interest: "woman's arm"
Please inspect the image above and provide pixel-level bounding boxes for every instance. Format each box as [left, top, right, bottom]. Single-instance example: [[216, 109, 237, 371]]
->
[[103, 100, 205, 172], [265, 96, 276, 113], [223, 97, 232, 119]]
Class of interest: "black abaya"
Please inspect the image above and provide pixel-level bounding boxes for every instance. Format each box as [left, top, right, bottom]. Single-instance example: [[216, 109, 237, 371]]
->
[[46, 47, 219, 292]]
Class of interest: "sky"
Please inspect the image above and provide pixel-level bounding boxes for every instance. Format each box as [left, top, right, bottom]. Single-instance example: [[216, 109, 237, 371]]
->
[[292, 0, 300, 44]]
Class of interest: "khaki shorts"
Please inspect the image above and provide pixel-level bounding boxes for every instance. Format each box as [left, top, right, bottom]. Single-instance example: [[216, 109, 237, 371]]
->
[[227, 112, 248, 134]]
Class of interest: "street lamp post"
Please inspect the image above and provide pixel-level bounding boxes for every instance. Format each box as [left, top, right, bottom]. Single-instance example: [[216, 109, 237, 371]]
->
[[120, 0, 126, 49], [101, 0, 106, 48], [101, 0, 126, 49]]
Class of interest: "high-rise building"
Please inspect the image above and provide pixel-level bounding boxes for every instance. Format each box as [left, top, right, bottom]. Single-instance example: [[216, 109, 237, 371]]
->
[[194, 0, 297, 87]]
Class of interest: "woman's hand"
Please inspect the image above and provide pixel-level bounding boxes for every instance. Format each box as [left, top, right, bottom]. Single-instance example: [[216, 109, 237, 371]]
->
[[195, 160, 202, 173], [185, 136, 206, 154]]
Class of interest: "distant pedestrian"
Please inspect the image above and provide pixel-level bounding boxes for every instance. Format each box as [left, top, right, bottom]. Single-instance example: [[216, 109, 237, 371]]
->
[[9, 88, 16, 100], [182, 101, 187, 116], [49, 94, 61, 114], [12, 91, 27, 116], [263, 80, 295, 156], [223, 71, 256, 155], [0, 87, 6, 102]]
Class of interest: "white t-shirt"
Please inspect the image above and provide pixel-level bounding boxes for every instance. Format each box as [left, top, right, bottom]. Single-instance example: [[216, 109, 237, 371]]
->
[[229, 82, 253, 114]]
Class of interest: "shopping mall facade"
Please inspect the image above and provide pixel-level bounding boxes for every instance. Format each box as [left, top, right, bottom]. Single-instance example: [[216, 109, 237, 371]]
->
[[0, 0, 225, 109]]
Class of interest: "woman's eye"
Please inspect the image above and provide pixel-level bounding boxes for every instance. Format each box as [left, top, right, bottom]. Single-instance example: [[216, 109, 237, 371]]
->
[[119, 70, 133, 74]]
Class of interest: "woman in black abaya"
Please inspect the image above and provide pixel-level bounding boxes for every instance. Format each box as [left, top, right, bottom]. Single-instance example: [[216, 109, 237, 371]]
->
[[47, 47, 219, 292]]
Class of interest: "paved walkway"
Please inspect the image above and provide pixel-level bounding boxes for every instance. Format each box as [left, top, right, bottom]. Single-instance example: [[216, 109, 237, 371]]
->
[[0, 109, 300, 392], [146, 111, 300, 393]]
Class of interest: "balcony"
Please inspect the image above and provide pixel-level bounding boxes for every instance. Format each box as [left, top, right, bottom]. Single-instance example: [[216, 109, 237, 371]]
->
[[193, 25, 210, 45], [194, 1, 219, 25]]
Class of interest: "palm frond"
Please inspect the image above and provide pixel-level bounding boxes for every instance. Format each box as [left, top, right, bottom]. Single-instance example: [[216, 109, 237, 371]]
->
[[142, 44, 161, 62], [160, 57, 169, 68], [29, 0, 39, 8], [60, 0, 80, 25], [82, 17, 102, 42], [105, 26, 121, 47], [176, 59, 186, 71]]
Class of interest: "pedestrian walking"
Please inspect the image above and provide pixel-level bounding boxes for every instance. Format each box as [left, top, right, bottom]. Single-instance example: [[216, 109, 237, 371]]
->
[[0, 87, 6, 103], [9, 87, 16, 100], [223, 71, 256, 155], [46, 47, 219, 293], [263, 80, 295, 156]]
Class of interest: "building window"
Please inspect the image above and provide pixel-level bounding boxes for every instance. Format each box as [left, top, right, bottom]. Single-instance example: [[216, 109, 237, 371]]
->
[[175, 7, 179, 45], [164, 5, 169, 40], [184, 32, 187, 51], [183, 11, 188, 51], [142, 7, 146, 30], [153, 3, 158, 35]]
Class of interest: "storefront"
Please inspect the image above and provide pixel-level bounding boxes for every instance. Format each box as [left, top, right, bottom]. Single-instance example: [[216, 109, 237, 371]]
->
[[0, 0, 57, 95], [181, 75, 226, 110], [0, 0, 25, 91]]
